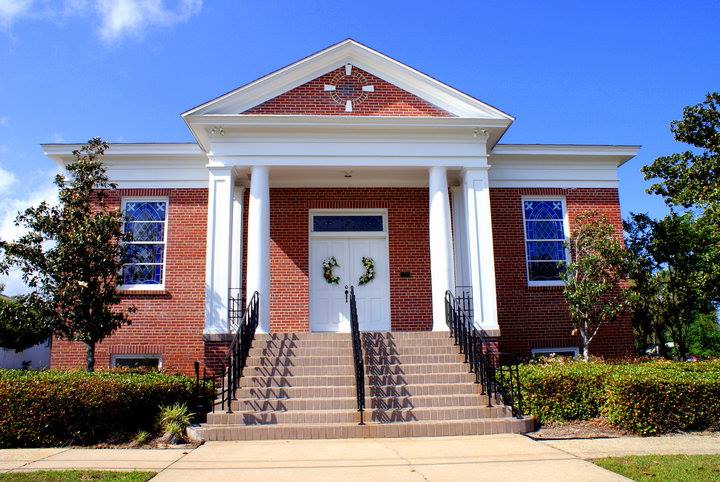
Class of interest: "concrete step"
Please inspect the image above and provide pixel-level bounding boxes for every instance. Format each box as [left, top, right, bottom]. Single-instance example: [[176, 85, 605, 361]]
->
[[228, 393, 492, 411], [254, 332, 454, 342], [245, 362, 472, 377], [245, 353, 464, 367], [247, 345, 459, 357], [233, 382, 484, 400], [243, 372, 477, 388], [207, 405, 512, 425], [189, 417, 535, 441]]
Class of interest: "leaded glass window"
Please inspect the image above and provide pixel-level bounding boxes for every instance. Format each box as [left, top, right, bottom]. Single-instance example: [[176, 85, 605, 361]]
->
[[313, 215, 384, 232], [122, 200, 167, 287], [522, 199, 568, 283]]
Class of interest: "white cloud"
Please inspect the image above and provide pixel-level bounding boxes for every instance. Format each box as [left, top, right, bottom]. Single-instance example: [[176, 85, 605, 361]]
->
[[95, 0, 202, 42], [0, 167, 17, 192], [0, 167, 59, 296], [0, 0, 33, 30], [0, 0, 202, 42], [0, 116, 9, 127]]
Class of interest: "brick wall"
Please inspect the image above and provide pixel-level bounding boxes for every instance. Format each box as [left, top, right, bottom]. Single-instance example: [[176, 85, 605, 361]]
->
[[245, 66, 451, 117], [268, 188, 432, 332], [489, 187, 633, 358], [50, 188, 209, 375]]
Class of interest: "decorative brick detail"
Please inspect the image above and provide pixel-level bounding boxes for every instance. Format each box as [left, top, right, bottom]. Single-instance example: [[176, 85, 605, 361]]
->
[[489, 187, 633, 358], [267, 188, 433, 332], [49, 188, 209, 376], [245, 66, 452, 117]]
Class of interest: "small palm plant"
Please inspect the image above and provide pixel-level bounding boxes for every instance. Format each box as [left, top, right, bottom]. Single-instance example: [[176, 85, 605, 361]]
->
[[157, 403, 193, 444]]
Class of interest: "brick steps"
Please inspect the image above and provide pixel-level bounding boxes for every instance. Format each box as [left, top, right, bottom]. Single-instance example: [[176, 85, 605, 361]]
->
[[193, 331, 532, 441], [229, 393, 492, 411], [247, 362, 471, 376], [190, 417, 534, 441], [247, 353, 464, 366], [236, 382, 485, 400]]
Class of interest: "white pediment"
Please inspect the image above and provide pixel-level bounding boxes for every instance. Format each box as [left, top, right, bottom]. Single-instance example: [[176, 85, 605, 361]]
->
[[182, 39, 514, 120]]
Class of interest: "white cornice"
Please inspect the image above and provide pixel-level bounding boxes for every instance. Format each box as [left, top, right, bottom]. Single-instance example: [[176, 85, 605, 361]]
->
[[42, 143, 205, 164], [491, 144, 641, 166]]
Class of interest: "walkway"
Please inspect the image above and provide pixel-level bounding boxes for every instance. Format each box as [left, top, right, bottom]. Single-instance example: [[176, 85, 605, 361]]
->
[[1, 434, 625, 481], [540, 433, 720, 459]]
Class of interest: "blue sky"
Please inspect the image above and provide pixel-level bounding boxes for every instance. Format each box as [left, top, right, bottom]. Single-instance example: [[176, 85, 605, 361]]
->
[[0, 1, 719, 291]]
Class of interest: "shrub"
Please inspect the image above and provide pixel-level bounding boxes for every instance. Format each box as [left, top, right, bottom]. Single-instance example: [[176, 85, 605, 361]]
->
[[517, 359, 612, 423], [603, 366, 720, 436], [516, 359, 720, 434], [0, 369, 214, 448]]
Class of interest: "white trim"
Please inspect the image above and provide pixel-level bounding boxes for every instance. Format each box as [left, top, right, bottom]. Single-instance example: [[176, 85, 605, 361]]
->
[[111, 354, 163, 368], [118, 197, 169, 291], [521, 196, 570, 287], [531, 347, 579, 358], [308, 209, 388, 238]]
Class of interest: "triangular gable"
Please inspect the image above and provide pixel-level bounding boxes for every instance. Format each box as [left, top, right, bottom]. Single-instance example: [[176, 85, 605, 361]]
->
[[244, 65, 452, 117], [183, 39, 513, 120]]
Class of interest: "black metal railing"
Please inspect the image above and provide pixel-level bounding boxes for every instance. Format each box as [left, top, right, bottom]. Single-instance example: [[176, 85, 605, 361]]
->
[[455, 285, 474, 320], [346, 285, 366, 425], [217, 291, 260, 413], [444, 290, 524, 417], [193, 361, 215, 422], [228, 288, 245, 333]]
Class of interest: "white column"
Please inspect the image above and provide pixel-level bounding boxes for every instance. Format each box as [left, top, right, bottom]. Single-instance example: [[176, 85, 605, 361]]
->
[[450, 186, 470, 288], [204, 167, 235, 334], [246, 165, 271, 333], [428, 166, 455, 331], [230, 186, 245, 292], [463, 167, 499, 331]]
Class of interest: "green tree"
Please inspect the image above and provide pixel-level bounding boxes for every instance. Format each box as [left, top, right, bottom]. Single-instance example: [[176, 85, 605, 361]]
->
[[0, 290, 52, 351], [624, 212, 720, 359], [562, 211, 635, 361], [0, 139, 134, 371], [642, 92, 720, 215]]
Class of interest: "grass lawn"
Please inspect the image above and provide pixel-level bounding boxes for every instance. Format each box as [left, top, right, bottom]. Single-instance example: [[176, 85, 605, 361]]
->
[[595, 454, 720, 481], [0, 471, 156, 482]]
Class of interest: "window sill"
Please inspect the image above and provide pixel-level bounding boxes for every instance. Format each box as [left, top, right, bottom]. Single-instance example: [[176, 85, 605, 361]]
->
[[527, 284, 564, 291], [118, 289, 171, 298]]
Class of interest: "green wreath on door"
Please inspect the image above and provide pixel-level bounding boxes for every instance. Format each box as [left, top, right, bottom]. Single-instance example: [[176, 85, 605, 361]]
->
[[358, 257, 375, 285]]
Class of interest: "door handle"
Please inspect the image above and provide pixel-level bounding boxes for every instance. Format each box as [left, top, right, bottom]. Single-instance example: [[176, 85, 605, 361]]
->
[[344, 285, 349, 303]]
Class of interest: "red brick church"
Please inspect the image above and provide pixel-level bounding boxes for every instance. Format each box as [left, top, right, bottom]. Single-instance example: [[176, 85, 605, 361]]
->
[[44, 39, 638, 375]]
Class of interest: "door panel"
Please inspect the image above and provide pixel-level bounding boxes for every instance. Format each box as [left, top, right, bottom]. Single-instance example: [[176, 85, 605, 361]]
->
[[310, 236, 390, 332]]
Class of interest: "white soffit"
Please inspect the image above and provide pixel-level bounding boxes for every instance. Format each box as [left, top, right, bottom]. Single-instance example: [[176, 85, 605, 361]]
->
[[181, 39, 514, 121]]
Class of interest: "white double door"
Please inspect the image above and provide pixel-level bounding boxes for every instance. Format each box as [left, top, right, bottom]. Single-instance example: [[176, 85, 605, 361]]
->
[[309, 236, 390, 332]]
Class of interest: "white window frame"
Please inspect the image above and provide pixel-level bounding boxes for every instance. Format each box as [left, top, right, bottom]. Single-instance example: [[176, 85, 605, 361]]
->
[[111, 354, 163, 369], [531, 347, 579, 358], [119, 197, 169, 291], [308, 209, 388, 238], [521, 196, 570, 287]]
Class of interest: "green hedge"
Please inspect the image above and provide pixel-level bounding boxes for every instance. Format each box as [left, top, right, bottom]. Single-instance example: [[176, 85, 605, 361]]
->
[[0, 369, 214, 448], [516, 359, 720, 435]]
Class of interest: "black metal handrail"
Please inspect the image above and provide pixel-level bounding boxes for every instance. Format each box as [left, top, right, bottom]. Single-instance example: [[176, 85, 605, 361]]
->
[[228, 288, 245, 333], [193, 361, 215, 422], [346, 285, 366, 425], [444, 290, 524, 417], [217, 291, 260, 413]]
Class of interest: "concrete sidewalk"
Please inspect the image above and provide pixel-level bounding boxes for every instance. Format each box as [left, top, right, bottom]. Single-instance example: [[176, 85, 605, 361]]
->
[[0, 435, 626, 481], [540, 434, 720, 459]]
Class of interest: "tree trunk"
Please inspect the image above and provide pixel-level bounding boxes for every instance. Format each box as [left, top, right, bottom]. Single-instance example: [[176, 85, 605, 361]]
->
[[580, 322, 590, 362], [653, 324, 670, 359], [86, 342, 95, 372]]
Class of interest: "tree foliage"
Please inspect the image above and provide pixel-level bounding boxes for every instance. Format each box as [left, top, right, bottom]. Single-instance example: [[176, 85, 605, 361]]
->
[[562, 211, 635, 361], [642, 92, 720, 214], [0, 293, 52, 352], [0, 139, 134, 371], [625, 212, 720, 358]]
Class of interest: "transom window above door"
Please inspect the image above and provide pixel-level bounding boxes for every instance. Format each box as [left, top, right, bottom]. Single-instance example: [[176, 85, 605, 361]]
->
[[312, 215, 384, 233]]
